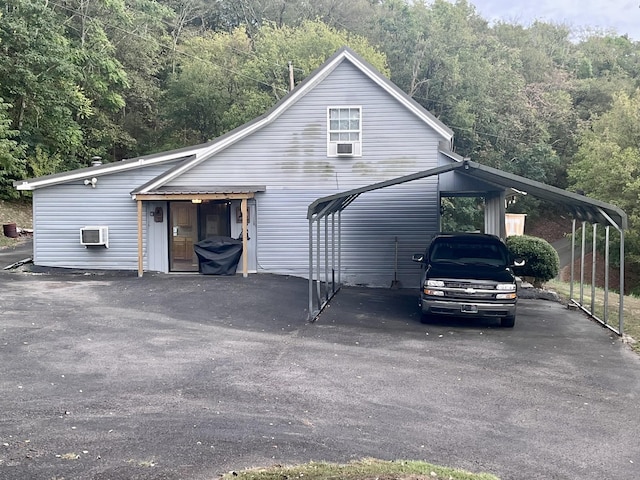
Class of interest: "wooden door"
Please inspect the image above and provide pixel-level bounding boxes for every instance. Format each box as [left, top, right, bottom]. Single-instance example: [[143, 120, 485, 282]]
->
[[170, 202, 198, 271]]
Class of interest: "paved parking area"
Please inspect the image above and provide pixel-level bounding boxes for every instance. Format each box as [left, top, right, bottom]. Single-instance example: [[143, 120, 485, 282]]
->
[[1, 249, 639, 480]]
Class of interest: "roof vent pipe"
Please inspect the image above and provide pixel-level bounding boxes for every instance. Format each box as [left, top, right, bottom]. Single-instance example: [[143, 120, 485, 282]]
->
[[91, 156, 102, 167]]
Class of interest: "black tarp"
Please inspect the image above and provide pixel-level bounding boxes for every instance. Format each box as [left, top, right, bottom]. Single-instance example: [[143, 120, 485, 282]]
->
[[194, 236, 243, 275]]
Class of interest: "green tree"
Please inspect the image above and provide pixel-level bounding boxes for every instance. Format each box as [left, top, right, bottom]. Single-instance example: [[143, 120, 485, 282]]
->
[[161, 20, 387, 148], [0, 97, 26, 199], [568, 89, 640, 270], [373, 0, 555, 182], [196, 0, 380, 37], [109, 0, 175, 158], [0, 0, 90, 170], [59, 0, 132, 165], [161, 28, 253, 147], [237, 20, 388, 116]]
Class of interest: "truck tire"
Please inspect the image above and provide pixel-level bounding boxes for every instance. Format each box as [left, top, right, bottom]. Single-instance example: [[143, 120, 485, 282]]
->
[[501, 316, 516, 328]]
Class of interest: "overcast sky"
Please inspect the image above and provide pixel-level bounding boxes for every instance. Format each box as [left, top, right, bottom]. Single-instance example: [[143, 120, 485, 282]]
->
[[467, 0, 640, 40]]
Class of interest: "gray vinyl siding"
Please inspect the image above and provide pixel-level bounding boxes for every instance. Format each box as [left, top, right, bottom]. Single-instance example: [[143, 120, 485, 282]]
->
[[254, 181, 438, 287], [32, 164, 177, 270], [167, 61, 444, 286]]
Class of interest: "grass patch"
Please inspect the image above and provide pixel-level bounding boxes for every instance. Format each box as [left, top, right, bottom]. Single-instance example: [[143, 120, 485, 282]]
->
[[220, 458, 499, 480], [59, 452, 80, 460], [546, 279, 639, 353], [0, 199, 32, 249], [127, 458, 157, 467]]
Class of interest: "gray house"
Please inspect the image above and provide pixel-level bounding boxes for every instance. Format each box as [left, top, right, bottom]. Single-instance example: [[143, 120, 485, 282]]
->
[[14, 47, 507, 287]]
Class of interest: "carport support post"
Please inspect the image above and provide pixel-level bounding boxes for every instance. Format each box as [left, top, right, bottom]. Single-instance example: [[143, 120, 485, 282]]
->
[[619, 231, 625, 335], [591, 223, 597, 314], [604, 226, 610, 326], [580, 221, 586, 305], [308, 217, 314, 318], [324, 215, 329, 301], [570, 219, 576, 300], [331, 213, 336, 294], [316, 217, 321, 309], [338, 210, 342, 286]]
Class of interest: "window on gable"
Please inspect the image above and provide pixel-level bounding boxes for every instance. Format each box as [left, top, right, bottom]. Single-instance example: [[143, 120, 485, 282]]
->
[[327, 106, 362, 156]]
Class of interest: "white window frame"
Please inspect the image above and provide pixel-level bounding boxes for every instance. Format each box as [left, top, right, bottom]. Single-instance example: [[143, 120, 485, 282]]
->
[[327, 106, 362, 157]]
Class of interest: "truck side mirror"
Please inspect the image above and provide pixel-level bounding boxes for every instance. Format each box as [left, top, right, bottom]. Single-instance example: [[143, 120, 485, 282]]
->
[[412, 253, 425, 263], [513, 258, 525, 267]]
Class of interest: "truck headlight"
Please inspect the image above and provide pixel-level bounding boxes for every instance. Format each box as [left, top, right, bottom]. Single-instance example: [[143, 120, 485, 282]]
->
[[424, 289, 445, 296], [427, 280, 445, 287], [496, 283, 516, 291]]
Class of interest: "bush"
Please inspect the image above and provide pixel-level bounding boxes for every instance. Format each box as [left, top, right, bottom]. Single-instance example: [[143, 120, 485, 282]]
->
[[506, 235, 559, 287]]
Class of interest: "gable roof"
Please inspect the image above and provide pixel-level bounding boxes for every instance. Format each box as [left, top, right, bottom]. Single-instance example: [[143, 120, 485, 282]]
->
[[14, 47, 453, 192], [135, 47, 454, 195]]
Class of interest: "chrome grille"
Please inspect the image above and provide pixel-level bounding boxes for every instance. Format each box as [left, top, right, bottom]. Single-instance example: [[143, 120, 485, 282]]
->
[[444, 281, 496, 290], [446, 291, 495, 299]]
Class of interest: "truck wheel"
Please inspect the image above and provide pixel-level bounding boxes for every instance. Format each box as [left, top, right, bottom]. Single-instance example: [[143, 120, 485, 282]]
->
[[501, 316, 515, 328]]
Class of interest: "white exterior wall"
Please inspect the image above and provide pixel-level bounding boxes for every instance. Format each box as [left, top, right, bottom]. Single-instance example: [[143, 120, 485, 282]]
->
[[167, 61, 445, 286]]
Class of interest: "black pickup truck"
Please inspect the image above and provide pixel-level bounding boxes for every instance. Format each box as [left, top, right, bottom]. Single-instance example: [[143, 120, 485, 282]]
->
[[412, 233, 523, 328]]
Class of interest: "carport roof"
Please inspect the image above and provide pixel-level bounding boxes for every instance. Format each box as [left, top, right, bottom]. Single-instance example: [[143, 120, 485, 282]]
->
[[307, 159, 627, 230]]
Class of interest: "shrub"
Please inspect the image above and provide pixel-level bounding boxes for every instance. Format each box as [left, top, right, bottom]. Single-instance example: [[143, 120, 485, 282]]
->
[[506, 235, 559, 287]]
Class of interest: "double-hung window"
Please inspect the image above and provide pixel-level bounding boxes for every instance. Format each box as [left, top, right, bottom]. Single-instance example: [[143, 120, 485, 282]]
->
[[327, 106, 362, 157]]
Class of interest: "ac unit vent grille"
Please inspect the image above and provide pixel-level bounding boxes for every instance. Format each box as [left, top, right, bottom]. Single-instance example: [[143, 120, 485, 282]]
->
[[336, 142, 354, 155]]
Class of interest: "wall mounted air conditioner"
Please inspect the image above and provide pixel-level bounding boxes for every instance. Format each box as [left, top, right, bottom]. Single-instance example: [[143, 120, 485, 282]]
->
[[336, 142, 354, 155], [80, 226, 109, 247], [329, 141, 361, 157]]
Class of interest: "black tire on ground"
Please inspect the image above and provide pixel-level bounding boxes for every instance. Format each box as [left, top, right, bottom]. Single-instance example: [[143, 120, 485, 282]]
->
[[501, 316, 516, 328]]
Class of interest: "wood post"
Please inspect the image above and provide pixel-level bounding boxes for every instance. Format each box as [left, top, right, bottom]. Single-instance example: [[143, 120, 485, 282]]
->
[[137, 200, 143, 277], [241, 198, 248, 278]]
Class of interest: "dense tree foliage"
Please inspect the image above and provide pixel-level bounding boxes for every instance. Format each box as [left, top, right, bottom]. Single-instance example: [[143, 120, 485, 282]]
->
[[1, 0, 640, 278], [568, 89, 640, 270], [160, 21, 387, 146]]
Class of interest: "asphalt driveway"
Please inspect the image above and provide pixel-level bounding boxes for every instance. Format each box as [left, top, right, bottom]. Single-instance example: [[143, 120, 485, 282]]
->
[[1, 243, 639, 480]]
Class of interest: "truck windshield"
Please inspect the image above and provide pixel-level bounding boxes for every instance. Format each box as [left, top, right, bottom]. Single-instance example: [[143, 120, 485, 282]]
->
[[430, 241, 507, 266]]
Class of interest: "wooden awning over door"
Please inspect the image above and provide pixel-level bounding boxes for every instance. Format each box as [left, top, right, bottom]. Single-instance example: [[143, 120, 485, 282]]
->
[[132, 186, 265, 277]]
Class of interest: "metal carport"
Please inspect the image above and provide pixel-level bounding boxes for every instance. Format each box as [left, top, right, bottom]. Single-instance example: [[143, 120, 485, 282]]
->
[[307, 159, 628, 334]]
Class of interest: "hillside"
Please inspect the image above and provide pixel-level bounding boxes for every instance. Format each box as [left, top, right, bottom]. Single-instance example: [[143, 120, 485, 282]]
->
[[0, 200, 32, 247]]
